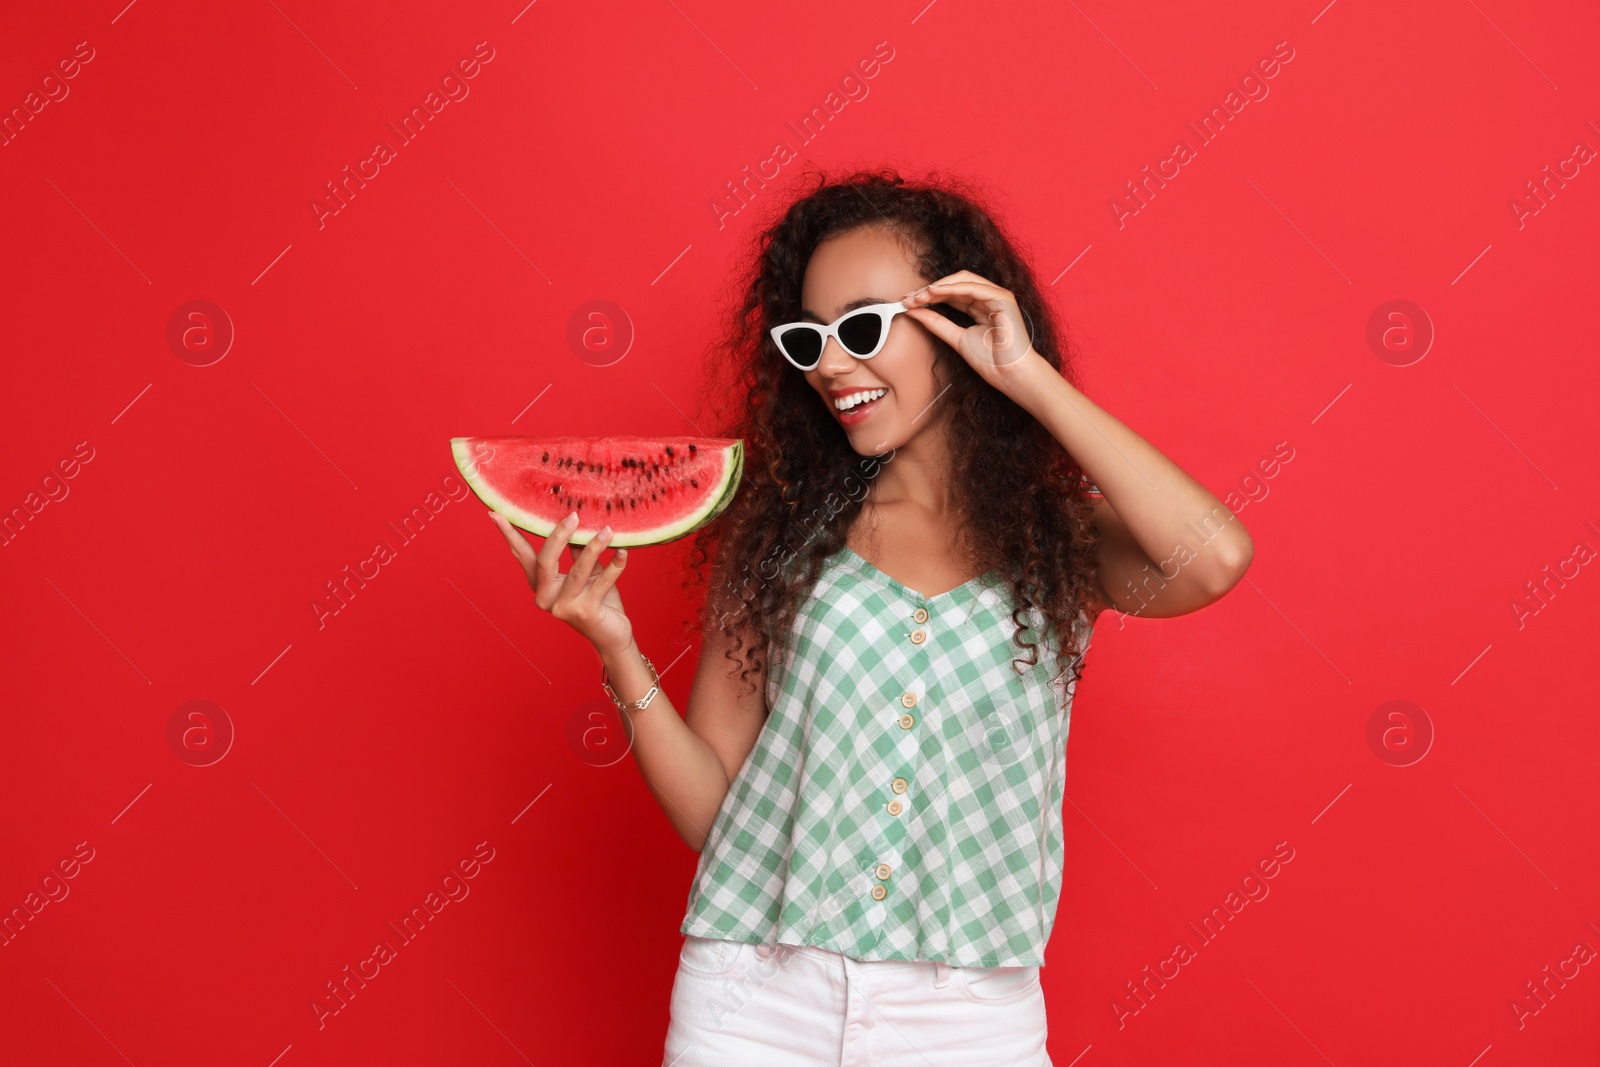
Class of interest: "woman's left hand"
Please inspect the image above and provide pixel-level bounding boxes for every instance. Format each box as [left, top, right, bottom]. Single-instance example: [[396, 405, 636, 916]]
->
[[900, 271, 1046, 397]]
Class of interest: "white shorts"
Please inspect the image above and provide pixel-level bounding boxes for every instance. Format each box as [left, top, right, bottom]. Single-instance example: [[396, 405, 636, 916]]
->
[[662, 935, 1052, 1067]]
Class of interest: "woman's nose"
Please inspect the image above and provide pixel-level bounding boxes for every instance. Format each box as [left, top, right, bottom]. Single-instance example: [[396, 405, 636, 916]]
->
[[817, 336, 857, 371]]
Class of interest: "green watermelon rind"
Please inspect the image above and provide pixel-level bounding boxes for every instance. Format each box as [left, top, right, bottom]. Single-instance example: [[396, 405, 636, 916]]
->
[[450, 436, 744, 548]]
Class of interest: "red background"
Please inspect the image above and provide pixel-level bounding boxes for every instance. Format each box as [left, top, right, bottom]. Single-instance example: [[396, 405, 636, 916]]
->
[[2, 1, 1597, 1064]]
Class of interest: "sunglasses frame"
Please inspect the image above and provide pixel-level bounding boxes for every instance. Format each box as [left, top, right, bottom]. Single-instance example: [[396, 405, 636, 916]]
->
[[769, 300, 910, 371]]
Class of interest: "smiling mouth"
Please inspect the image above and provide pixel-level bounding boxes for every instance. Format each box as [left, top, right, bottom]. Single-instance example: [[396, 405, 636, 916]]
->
[[836, 389, 887, 424]]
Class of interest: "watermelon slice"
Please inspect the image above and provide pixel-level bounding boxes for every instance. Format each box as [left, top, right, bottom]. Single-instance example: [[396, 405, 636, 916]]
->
[[450, 435, 745, 547]]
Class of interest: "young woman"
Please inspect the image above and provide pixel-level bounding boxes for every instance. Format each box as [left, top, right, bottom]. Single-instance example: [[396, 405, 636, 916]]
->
[[487, 169, 1253, 1066]]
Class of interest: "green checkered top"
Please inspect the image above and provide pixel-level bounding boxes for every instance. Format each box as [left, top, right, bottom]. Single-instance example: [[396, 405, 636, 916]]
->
[[679, 542, 1094, 967]]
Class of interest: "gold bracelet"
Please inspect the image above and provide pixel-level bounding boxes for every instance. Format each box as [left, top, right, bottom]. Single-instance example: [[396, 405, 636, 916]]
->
[[601, 652, 660, 714]]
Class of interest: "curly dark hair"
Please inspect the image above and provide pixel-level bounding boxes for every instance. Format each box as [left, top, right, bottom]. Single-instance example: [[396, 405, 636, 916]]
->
[[678, 165, 1102, 712]]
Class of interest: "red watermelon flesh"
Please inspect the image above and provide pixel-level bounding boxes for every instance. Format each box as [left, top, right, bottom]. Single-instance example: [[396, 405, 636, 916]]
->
[[451, 435, 745, 547]]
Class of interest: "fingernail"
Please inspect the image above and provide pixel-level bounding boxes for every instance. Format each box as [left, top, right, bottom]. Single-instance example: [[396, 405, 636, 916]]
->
[[564, 511, 578, 527], [600, 525, 612, 540]]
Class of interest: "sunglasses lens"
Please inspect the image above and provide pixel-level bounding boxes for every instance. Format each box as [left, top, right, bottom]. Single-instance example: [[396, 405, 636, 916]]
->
[[780, 328, 824, 368], [837, 309, 886, 356]]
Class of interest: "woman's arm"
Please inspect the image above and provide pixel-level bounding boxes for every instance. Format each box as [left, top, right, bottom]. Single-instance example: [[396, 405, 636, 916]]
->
[[894, 274, 1252, 622], [1011, 359, 1254, 621]]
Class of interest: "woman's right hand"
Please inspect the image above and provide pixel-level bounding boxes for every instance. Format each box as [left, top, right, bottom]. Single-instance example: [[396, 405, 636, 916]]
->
[[487, 509, 634, 657]]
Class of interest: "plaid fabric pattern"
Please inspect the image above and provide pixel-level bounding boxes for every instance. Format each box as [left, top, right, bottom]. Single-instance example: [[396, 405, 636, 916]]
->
[[679, 544, 1093, 967]]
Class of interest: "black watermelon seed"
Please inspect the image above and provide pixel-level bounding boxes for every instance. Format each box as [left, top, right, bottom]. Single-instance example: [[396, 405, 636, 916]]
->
[[666, 446, 674, 457], [691, 479, 698, 488], [541, 451, 549, 462], [689, 444, 697, 453]]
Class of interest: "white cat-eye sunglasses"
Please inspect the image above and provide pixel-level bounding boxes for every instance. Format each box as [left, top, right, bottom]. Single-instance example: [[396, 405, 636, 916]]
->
[[768, 300, 910, 372]]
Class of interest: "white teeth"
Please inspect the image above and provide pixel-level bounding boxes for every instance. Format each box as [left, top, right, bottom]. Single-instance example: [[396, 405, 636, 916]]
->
[[835, 387, 887, 412]]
